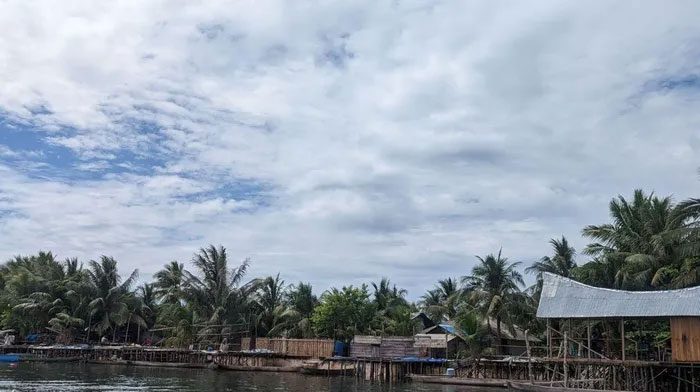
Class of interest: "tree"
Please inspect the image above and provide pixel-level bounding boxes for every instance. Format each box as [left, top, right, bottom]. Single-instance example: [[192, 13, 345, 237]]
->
[[463, 250, 528, 350], [47, 312, 85, 344], [582, 190, 699, 289], [371, 277, 411, 335], [285, 282, 318, 338], [453, 308, 490, 359], [419, 277, 461, 322], [526, 236, 577, 300], [153, 261, 186, 305], [255, 274, 291, 337], [311, 285, 376, 342], [7, 253, 91, 337], [87, 256, 138, 342], [184, 245, 258, 343]]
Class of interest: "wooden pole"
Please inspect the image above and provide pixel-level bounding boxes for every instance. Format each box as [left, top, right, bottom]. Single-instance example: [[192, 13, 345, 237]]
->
[[564, 331, 569, 388], [445, 332, 449, 359], [547, 319, 552, 358], [621, 318, 626, 362], [525, 329, 533, 383], [587, 320, 592, 359]]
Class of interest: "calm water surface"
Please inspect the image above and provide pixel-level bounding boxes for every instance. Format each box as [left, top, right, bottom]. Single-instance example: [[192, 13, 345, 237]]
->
[[0, 363, 500, 392]]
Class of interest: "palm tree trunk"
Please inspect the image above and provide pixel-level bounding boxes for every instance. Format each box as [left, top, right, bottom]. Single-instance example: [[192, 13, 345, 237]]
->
[[124, 314, 132, 344], [137, 324, 141, 345], [496, 316, 503, 355], [86, 313, 92, 343], [112, 325, 117, 343]]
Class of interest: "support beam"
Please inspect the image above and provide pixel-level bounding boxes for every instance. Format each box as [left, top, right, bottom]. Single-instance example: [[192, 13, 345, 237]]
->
[[547, 319, 552, 358], [620, 318, 626, 362], [587, 320, 592, 359]]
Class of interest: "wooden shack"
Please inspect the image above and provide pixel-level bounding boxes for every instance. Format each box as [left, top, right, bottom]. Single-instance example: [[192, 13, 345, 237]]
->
[[537, 272, 700, 362], [350, 336, 418, 359], [415, 324, 467, 358]]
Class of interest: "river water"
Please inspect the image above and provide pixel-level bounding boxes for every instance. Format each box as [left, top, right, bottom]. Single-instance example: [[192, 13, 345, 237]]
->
[[0, 363, 498, 391]]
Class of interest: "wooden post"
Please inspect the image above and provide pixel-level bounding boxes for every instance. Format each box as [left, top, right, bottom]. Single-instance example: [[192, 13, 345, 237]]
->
[[445, 332, 449, 359], [525, 329, 533, 383], [587, 320, 592, 359], [621, 318, 625, 362], [563, 331, 569, 388], [547, 319, 552, 358]]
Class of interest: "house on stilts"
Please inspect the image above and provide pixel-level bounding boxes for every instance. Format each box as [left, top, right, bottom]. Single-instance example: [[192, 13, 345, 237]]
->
[[538, 272, 700, 362]]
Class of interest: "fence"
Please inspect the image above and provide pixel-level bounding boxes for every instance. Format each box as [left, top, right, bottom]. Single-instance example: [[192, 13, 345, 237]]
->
[[241, 338, 334, 358]]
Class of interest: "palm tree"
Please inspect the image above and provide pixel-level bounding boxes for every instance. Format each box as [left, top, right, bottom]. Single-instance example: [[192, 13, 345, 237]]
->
[[371, 277, 410, 335], [419, 278, 461, 321], [255, 274, 289, 336], [372, 277, 408, 311], [454, 308, 490, 359], [285, 282, 318, 338], [463, 249, 526, 350], [47, 312, 85, 344], [582, 190, 697, 289], [153, 261, 186, 305], [526, 236, 577, 300], [86, 256, 138, 342], [10, 253, 91, 337], [184, 245, 258, 344]]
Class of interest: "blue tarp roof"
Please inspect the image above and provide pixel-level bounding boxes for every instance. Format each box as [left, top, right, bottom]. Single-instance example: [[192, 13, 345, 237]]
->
[[438, 324, 457, 335]]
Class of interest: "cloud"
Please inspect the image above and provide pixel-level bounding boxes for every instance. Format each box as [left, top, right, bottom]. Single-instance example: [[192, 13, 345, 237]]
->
[[0, 1, 699, 298]]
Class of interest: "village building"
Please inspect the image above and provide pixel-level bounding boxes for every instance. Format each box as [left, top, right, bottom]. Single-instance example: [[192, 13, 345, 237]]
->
[[537, 272, 700, 362]]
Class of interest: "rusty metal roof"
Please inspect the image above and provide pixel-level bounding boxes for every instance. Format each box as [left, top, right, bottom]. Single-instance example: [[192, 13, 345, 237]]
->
[[536, 272, 700, 319]]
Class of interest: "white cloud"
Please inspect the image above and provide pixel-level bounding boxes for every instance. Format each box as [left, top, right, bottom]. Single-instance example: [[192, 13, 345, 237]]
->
[[0, 1, 699, 298]]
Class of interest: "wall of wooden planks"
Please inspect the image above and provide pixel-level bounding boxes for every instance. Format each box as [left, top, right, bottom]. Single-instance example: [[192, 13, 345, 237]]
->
[[240, 338, 334, 358], [671, 317, 700, 362], [349, 337, 418, 359]]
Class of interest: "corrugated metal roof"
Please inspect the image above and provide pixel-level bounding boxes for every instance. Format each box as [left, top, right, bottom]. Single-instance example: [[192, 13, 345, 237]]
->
[[536, 272, 700, 319]]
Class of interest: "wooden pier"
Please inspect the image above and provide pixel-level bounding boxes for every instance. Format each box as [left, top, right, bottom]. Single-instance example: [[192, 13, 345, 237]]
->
[[0, 345, 698, 391]]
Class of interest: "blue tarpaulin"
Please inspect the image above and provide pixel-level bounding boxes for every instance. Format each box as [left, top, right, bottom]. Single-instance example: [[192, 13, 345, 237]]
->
[[0, 355, 20, 362]]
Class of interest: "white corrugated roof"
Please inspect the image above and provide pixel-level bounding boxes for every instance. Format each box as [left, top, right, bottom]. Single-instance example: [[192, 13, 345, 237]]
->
[[536, 272, 700, 319]]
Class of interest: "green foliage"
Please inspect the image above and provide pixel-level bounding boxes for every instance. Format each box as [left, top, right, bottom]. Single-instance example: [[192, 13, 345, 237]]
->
[[0, 188, 698, 350], [463, 250, 530, 343], [311, 285, 376, 342], [454, 309, 490, 359], [578, 190, 700, 290], [418, 278, 462, 322]]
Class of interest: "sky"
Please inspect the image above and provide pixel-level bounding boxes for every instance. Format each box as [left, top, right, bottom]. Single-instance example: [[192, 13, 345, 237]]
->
[[0, 1, 699, 299]]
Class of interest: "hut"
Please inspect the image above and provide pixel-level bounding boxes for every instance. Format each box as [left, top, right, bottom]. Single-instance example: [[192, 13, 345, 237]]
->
[[484, 318, 534, 356], [350, 335, 419, 359], [414, 323, 466, 358], [537, 272, 700, 362]]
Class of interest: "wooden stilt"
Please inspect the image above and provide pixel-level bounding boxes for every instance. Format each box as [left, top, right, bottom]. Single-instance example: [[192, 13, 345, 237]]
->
[[621, 318, 626, 362], [564, 331, 569, 388], [547, 319, 552, 358]]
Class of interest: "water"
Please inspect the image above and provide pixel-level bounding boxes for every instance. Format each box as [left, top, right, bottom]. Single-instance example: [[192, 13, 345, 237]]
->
[[0, 362, 498, 391]]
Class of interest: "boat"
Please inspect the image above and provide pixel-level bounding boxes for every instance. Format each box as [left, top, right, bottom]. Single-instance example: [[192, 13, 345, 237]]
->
[[408, 374, 507, 387], [507, 381, 628, 392]]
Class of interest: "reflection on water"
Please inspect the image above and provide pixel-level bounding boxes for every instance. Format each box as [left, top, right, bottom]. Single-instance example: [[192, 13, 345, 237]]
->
[[0, 362, 500, 392]]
